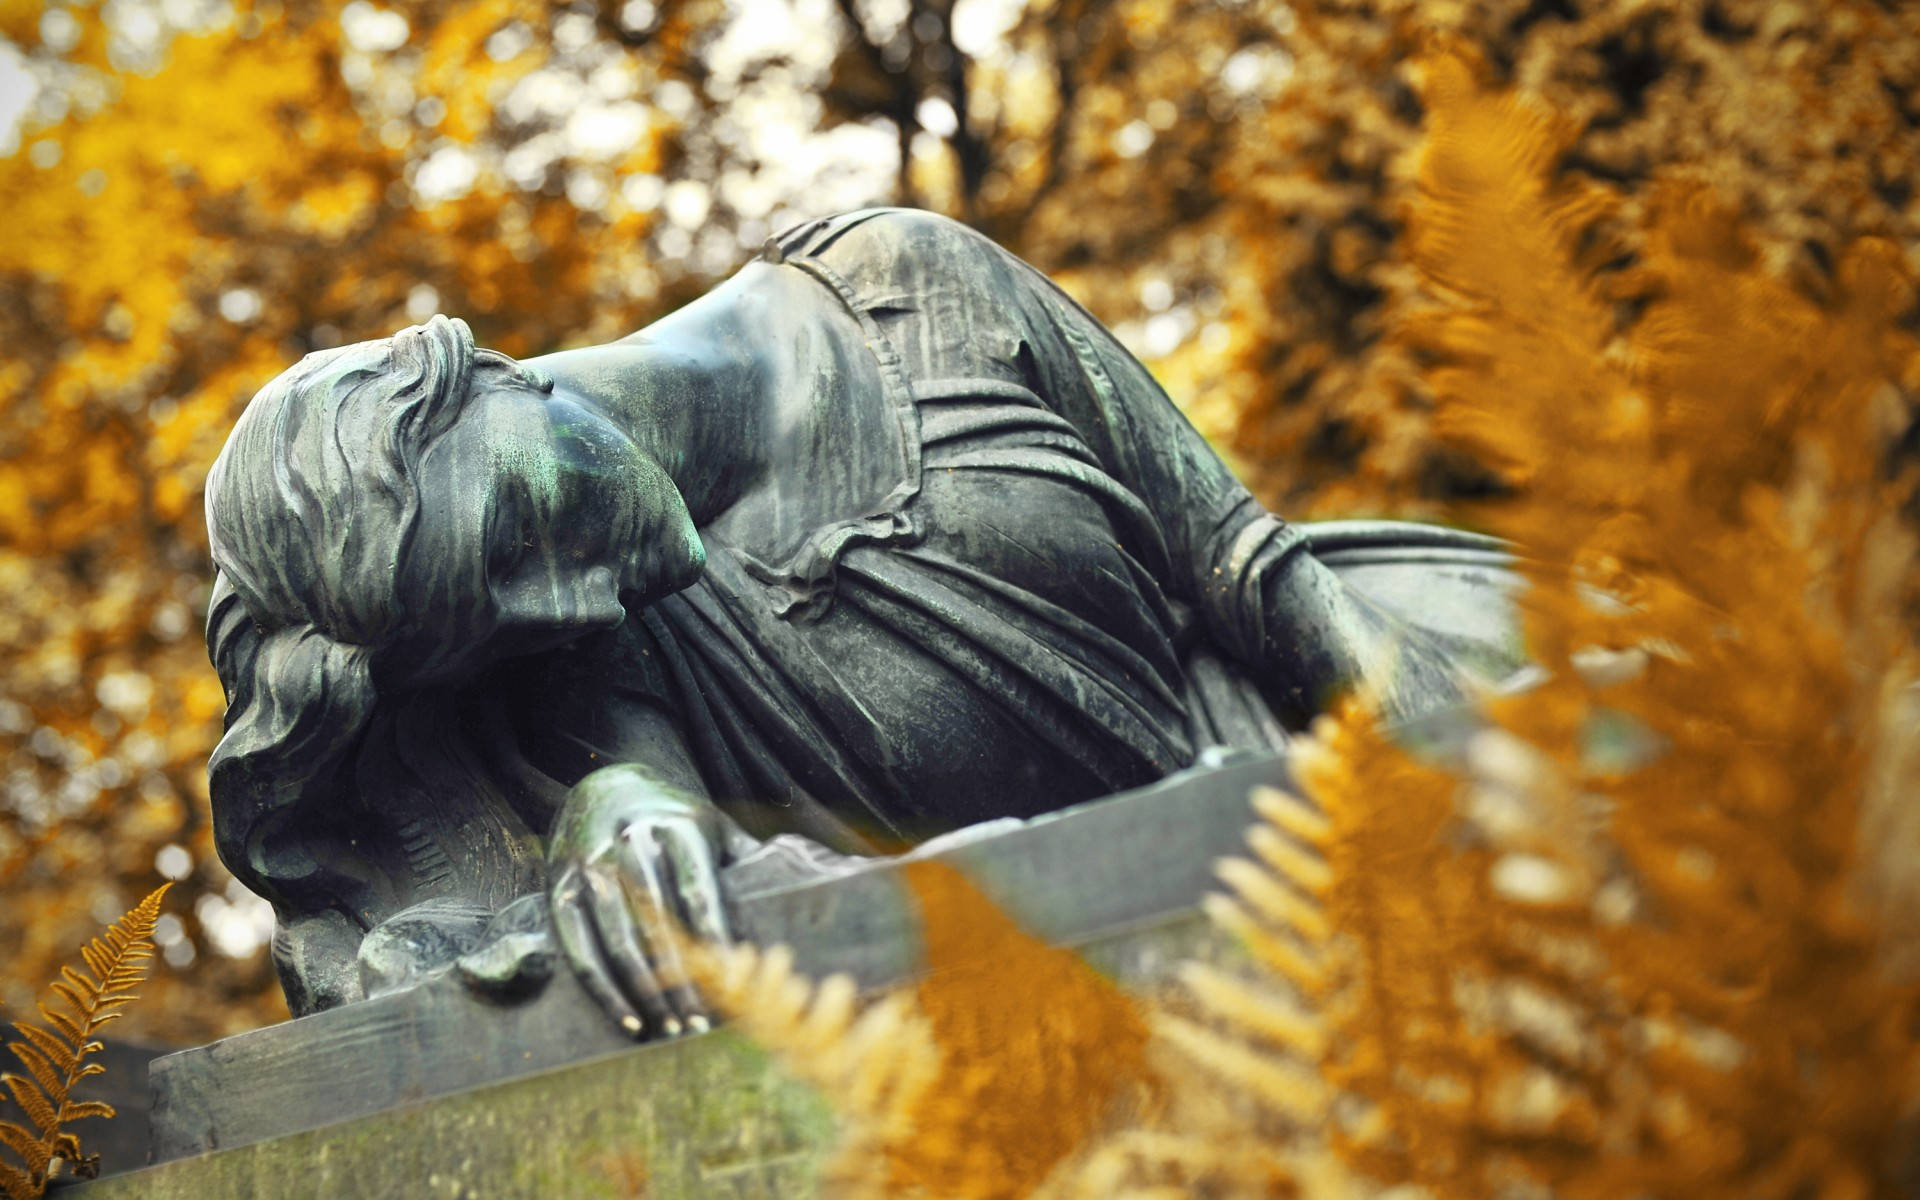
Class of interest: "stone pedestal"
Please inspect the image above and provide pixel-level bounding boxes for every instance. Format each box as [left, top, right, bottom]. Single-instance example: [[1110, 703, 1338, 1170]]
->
[[67, 754, 1286, 1199]]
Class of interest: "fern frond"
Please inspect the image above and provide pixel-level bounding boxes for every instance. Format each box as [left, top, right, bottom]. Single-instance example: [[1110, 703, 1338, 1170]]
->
[[1176, 963, 1325, 1060], [0, 884, 167, 1198], [1199, 894, 1326, 996], [1245, 825, 1332, 896], [0, 1125, 41, 1177], [1, 1050, 60, 1117], [691, 939, 937, 1107], [1031, 763, 1351, 1199], [1250, 784, 1332, 846], [54, 1102, 113, 1126], [1155, 1013, 1330, 1124], [2, 1078, 54, 1138], [689, 937, 942, 1200], [44, 985, 84, 1025], [0, 1159, 34, 1200], [78, 947, 109, 986], [9, 1027, 78, 1079], [1324, 41, 1920, 1200], [830, 992, 938, 1122], [49, 975, 89, 1020], [1214, 856, 1330, 941], [696, 860, 1160, 1200], [32, 1009, 80, 1049]]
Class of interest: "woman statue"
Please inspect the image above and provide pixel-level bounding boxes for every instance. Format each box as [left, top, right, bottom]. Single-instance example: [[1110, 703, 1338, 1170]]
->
[[205, 208, 1516, 1032]]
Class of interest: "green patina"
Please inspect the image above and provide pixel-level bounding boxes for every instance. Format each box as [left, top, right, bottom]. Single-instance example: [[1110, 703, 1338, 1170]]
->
[[70, 915, 1237, 1200], [68, 1032, 835, 1200], [486, 426, 568, 519]]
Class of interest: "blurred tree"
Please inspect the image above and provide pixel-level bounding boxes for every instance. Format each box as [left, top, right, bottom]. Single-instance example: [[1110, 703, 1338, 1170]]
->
[[929, 0, 1920, 515]]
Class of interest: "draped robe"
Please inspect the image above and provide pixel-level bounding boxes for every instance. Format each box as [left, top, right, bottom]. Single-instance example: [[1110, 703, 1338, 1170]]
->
[[481, 209, 1511, 851]]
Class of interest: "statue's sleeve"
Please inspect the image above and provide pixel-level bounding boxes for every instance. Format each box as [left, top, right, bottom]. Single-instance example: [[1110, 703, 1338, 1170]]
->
[[1007, 265, 1322, 678], [784, 208, 1435, 720]]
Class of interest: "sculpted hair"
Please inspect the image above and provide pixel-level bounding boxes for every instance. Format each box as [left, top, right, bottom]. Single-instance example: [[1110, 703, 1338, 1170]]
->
[[204, 317, 541, 1008], [207, 313, 481, 663]]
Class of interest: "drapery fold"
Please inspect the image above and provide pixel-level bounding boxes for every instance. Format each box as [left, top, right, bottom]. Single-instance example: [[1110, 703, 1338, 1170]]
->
[[622, 210, 1293, 850]]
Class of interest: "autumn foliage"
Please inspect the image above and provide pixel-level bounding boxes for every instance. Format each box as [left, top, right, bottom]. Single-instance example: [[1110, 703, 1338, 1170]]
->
[[693, 863, 1155, 1198]]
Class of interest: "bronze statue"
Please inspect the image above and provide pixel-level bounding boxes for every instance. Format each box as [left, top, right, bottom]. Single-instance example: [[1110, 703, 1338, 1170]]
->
[[204, 208, 1518, 1031]]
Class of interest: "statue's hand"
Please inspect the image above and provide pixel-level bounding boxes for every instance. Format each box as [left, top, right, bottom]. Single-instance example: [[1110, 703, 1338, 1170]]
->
[[546, 763, 731, 1039], [1267, 557, 1470, 727], [1332, 587, 1469, 724]]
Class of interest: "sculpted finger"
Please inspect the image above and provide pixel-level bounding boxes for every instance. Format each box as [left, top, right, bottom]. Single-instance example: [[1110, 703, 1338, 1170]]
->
[[617, 826, 704, 1032], [654, 816, 731, 948], [584, 866, 677, 1038], [551, 874, 644, 1037], [650, 823, 724, 1033]]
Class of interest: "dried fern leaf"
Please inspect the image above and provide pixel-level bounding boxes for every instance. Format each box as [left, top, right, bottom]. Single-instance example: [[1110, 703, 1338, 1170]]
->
[[10, 1026, 81, 1078], [837, 990, 921, 1067], [1330, 42, 1920, 1200], [1249, 785, 1332, 846], [3, 1048, 62, 1113], [1, 1158, 34, 1200], [0, 884, 167, 1197], [1154, 1013, 1330, 1124], [1214, 856, 1330, 942], [78, 947, 109, 984], [33, 1009, 81, 1048], [0, 1126, 42, 1176], [1200, 894, 1325, 996], [1042, 771, 1345, 1200], [56, 1102, 114, 1125], [2, 1078, 55, 1137], [792, 973, 858, 1058], [1245, 825, 1332, 896], [838, 994, 938, 1116], [48, 980, 85, 1019], [1177, 963, 1326, 1060]]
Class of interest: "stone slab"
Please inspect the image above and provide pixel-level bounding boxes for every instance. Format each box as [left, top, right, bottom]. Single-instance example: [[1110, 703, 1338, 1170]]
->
[[69, 905, 1237, 1200], [145, 753, 1290, 1164], [72, 1029, 835, 1200]]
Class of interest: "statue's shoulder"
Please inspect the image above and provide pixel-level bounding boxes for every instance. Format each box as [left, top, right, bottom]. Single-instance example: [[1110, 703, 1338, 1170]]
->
[[768, 207, 995, 272]]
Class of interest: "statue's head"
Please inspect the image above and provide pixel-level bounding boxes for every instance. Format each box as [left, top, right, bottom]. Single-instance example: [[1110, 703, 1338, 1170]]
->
[[207, 314, 699, 688], [202, 316, 700, 940]]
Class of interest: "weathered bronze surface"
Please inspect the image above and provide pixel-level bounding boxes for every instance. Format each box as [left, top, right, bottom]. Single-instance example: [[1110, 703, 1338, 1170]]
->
[[203, 208, 1520, 1026]]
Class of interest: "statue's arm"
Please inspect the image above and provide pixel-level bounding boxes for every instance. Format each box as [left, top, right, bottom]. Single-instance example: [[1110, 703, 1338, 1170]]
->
[[535, 690, 859, 1037], [1008, 262, 1464, 723], [543, 757, 728, 1036]]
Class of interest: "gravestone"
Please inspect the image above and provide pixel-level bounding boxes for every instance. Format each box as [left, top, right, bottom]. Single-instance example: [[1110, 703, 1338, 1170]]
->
[[65, 753, 1292, 1199]]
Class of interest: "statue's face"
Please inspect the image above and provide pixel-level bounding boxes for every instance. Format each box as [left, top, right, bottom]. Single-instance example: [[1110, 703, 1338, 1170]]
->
[[411, 353, 697, 661]]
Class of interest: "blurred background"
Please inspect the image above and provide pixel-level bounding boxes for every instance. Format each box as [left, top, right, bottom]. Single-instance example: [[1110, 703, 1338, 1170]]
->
[[0, 0, 1915, 1045]]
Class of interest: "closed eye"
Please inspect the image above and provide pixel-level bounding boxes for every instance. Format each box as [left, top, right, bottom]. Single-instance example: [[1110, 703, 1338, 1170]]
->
[[485, 476, 537, 579]]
